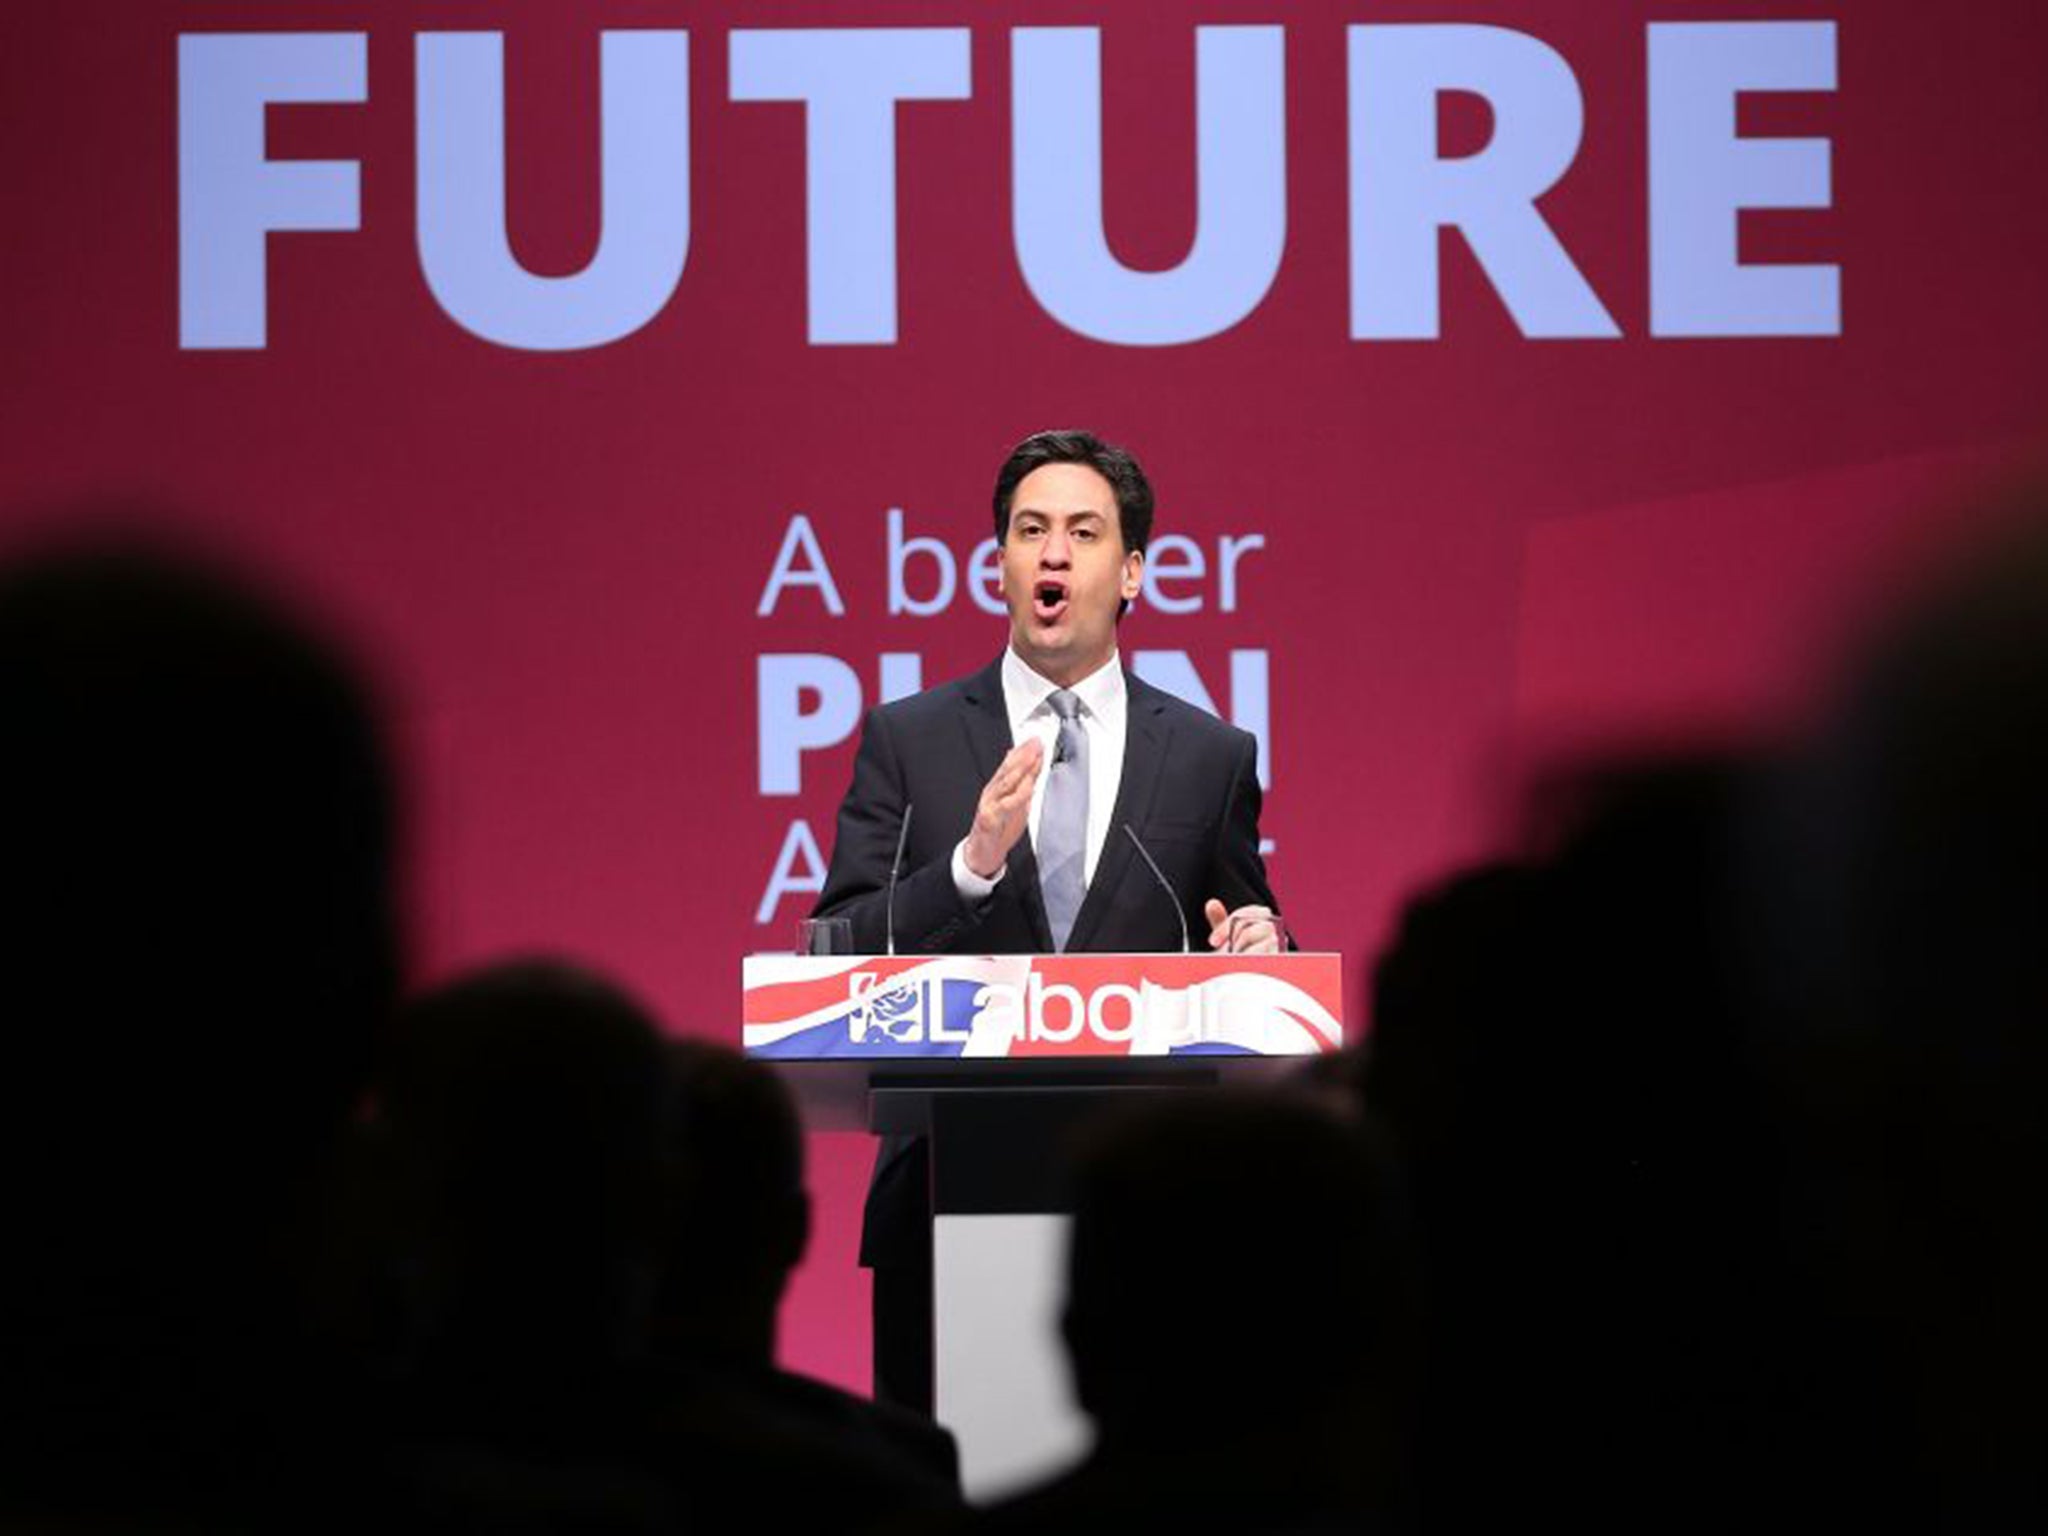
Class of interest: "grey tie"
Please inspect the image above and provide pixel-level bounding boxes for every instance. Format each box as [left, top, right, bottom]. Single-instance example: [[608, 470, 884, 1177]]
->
[[1038, 689, 1089, 951]]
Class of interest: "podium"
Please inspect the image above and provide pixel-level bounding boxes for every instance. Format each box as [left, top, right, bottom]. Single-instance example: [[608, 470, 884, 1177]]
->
[[744, 951, 1345, 1500]]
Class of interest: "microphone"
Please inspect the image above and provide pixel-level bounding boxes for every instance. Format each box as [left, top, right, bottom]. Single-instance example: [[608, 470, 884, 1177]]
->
[[885, 802, 914, 957], [1122, 823, 1190, 954]]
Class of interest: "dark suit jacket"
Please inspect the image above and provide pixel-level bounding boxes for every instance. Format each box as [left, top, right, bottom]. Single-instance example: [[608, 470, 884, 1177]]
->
[[813, 656, 1280, 956], [814, 655, 1286, 1275]]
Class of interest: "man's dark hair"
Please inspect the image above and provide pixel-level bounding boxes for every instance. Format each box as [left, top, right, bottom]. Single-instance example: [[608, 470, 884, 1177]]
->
[[991, 429, 1154, 554]]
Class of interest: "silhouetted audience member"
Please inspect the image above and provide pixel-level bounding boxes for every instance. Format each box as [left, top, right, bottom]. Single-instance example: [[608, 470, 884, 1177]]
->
[[649, 1041, 963, 1511], [1766, 496, 2048, 1529], [1288, 1040, 1371, 1111], [971, 1088, 1409, 1534], [371, 962, 962, 1532], [1363, 755, 1818, 1533], [49, 496, 2048, 1535], [0, 541, 399, 1530], [653, 1041, 810, 1371], [371, 960, 682, 1531]]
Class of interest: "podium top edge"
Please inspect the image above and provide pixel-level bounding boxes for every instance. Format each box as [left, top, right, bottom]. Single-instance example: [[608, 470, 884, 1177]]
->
[[742, 950, 1345, 959]]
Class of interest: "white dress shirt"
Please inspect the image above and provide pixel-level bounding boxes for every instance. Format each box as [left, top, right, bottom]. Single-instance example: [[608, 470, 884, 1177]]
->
[[951, 647, 1128, 903]]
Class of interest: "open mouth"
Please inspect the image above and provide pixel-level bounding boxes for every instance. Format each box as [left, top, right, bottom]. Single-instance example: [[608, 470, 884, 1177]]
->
[[1032, 579, 1070, 623]]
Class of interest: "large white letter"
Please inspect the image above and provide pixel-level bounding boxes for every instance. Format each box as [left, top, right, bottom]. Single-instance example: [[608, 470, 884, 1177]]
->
[[1131, 648, 1271, 788], [178, 33, 365, 349], [757, 514, 845, 616], [1013, 26, 1284, 346], [417, 31, 690, 351], [756, 820, 828, 924], [758, 654, 862, 795], [730, 29, 971, 345], [1649, 22, 1839, 337], [1349, 25, 1617, 340], [878, 652, 924, 704], [887, 507, 958, 616]]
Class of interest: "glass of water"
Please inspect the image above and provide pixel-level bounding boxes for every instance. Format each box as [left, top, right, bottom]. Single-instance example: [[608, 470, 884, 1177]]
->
[[795, 916, 856, 956]]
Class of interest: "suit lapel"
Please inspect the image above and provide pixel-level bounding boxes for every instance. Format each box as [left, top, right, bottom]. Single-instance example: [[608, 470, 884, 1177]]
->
[[959, 657, 1053, 951], [1065, 673, 1170, 952]]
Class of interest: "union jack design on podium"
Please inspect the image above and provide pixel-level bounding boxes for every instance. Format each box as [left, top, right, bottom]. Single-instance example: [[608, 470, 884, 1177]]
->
[[743, 952, 1343, 1061]]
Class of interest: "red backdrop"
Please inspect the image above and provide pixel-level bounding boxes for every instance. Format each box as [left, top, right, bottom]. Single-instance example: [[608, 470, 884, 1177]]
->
[[5, 1, 2046, 1392]]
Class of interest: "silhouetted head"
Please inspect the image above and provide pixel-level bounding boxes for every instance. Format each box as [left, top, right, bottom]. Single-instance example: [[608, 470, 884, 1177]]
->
[[376, 959, 671, 1365], [0, 537, 401, 1519], [1363, 758, 1797, 1527], [651, 1040, 809, 1366], [0, 541, 397, 1239], [1364, 859, 1553, 1170], [1370, 754, 1766, 1180], [1797, 502, 2048, 1118], [1778, 497, 2048, 1508], [1061, 1089, 1397, 1448]]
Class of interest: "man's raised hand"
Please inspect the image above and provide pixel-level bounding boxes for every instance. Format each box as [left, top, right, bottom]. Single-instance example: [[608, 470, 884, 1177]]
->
[[963, 738, 1045, 879]]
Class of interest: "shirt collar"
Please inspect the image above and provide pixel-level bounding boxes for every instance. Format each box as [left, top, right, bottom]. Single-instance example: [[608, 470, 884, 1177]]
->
[[1002, 646, 1126, 737]]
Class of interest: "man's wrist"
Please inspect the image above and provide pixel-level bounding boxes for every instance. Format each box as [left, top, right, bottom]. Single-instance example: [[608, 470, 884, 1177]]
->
[[952, 838, 1004, 901]]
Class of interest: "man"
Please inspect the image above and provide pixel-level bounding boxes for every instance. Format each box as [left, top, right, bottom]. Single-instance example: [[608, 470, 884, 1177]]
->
[[811, 429, 1286, 1410], [373, 964, 961, 1529], [976, 1090, 1406, 1532], [0, 541, 400, 1531], [813, 428, 1282, 957], [652, 1039, 962, 1504]]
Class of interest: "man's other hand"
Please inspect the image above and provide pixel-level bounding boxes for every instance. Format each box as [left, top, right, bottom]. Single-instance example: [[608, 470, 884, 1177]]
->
[[964, 738, 1044, 879], [1205, 898, 1282, 954]]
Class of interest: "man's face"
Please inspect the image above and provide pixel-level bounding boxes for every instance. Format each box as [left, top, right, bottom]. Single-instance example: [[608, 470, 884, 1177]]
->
[[999, 463, 1145, 686]]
